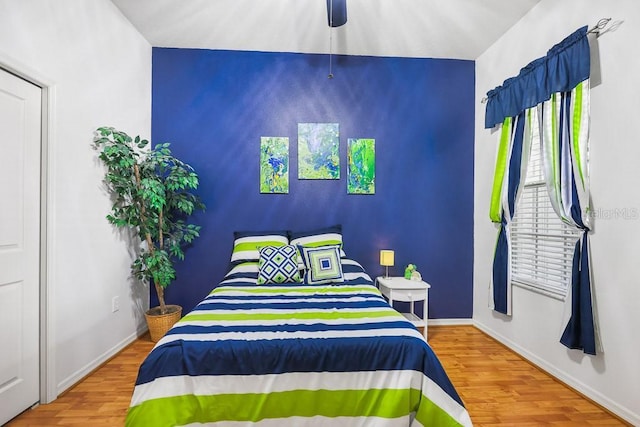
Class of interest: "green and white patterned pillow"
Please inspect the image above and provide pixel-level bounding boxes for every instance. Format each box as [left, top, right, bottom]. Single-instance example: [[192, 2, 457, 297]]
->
[[298, 245, 344, 285], [230, 231, 289, 266], [289, 225, 346, 257], [257, 245, 302, 285]]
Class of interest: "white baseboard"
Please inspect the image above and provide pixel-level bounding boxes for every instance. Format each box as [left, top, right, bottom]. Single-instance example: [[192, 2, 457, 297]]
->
[[56, 326, 147, 395], [474, 320, 639, 426], [429, 318, 474, 326]]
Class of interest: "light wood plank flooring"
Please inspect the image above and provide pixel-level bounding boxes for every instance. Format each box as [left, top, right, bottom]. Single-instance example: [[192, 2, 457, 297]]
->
[[428, 326, 629, 426], [6, 325, 629, 426]]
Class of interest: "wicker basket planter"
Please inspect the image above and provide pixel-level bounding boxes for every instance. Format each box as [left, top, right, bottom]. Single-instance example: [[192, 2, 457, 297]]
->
[[145, 304, 182, 342]]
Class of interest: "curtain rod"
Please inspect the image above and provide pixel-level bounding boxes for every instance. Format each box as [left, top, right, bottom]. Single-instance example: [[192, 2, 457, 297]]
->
[[480, 18, 612, 104]]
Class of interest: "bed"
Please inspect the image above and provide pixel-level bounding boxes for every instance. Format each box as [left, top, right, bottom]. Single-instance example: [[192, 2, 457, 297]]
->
[[126, 227, 472, 426]]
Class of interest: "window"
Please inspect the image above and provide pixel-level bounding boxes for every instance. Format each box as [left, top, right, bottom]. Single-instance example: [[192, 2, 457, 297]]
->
[[510, 121, 580, 299]]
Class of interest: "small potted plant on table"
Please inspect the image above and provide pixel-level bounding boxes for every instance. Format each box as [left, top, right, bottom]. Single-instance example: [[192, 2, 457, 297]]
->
[[93, 127, 205, 341]]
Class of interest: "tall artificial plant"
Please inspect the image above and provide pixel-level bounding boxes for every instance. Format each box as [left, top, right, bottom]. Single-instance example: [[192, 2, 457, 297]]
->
[[93, 127, 205, 314]]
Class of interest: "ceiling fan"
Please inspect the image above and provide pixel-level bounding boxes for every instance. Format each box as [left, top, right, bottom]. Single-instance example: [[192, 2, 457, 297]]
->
[[326, 0, 347, 27], [326, 0, 346, 78]]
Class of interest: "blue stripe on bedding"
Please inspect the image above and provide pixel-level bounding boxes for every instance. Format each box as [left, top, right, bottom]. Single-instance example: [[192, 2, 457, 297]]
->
[[168, 320, 415, 335], [136, 334, 462, 407], [202, 291, 379, 302]]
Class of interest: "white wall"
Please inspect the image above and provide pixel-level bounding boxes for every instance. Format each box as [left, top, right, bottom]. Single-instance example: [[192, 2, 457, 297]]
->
[[474, 1, 640, 424], [0, 0, 151, 397]]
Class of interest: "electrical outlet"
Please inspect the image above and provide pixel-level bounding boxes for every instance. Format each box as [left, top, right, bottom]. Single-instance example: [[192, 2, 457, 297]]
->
[[112, 296, 120, 313]]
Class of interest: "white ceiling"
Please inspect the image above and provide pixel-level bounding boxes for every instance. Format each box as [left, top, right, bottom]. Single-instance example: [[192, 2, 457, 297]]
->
[[111, 0, 541, 60]]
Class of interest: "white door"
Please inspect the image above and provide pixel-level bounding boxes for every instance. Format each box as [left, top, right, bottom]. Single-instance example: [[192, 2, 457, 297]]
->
[[0, 68, 41, 425]]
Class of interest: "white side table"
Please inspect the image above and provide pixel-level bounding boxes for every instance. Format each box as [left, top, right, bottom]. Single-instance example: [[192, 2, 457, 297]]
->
[[376, 276, 431, 339]]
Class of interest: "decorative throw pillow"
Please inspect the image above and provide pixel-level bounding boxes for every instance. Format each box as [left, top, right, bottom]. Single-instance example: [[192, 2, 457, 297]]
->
[[257, 245, 302, 285], [290, 224, 347, 257], [298, 245, 344, 285], [229, 230, 289, 266]]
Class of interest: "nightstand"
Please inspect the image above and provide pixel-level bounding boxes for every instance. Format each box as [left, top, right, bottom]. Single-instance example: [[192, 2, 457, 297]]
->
[[376, 276, 431, 339]]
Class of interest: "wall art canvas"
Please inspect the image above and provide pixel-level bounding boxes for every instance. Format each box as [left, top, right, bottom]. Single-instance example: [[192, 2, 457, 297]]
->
[[260, 137, 289, 193], [347, 138, 375, 194], [298, 123, 340, 179]]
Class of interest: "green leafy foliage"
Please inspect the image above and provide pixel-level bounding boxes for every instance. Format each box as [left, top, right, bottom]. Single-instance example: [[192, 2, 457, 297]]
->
[[93, 127, 205, 312]]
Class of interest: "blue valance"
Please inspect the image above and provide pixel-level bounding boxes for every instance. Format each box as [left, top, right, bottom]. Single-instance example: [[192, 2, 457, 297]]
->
[[484, 26, 590, 128]]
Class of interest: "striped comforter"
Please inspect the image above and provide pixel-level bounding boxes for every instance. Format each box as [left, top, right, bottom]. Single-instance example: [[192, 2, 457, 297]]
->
[[126, 259, 472, 426]]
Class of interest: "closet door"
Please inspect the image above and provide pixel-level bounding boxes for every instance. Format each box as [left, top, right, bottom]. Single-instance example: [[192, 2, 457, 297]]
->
[[0, 67, 41, 425]]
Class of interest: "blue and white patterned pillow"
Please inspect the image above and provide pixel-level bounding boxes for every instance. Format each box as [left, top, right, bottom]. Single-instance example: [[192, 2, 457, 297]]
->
[[298, 245, 344, 285], [257, 245, 302, 285]]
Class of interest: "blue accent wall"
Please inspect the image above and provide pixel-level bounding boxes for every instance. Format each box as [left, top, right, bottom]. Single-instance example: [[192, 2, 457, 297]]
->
[[152, 48, 474, 319]]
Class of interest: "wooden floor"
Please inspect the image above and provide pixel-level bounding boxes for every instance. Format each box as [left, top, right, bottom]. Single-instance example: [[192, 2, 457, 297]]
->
[[428, 326, 628, 426], [6, 325, 628, 426]]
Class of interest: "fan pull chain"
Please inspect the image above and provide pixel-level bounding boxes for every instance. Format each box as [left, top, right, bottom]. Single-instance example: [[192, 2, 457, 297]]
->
[[328, 0, 334, 78]]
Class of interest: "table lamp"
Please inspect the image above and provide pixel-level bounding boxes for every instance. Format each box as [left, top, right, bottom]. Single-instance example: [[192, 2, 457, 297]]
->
[[380, 250, 394, 278]]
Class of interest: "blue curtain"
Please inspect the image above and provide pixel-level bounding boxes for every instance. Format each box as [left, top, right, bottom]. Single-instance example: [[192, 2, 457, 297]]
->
[[485, 26, 597, 355], [489, 111, 531, 315]]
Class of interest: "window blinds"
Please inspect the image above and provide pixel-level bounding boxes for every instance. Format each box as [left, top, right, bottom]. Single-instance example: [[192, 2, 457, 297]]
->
[[510, 125, 580, 298]]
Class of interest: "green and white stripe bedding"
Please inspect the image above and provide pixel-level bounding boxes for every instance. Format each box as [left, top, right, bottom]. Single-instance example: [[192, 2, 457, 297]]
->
[[126, 259, 472, 426]]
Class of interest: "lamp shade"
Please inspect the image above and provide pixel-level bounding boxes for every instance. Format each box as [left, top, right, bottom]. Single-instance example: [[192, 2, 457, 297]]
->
[[380, 250, 395, 267]]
